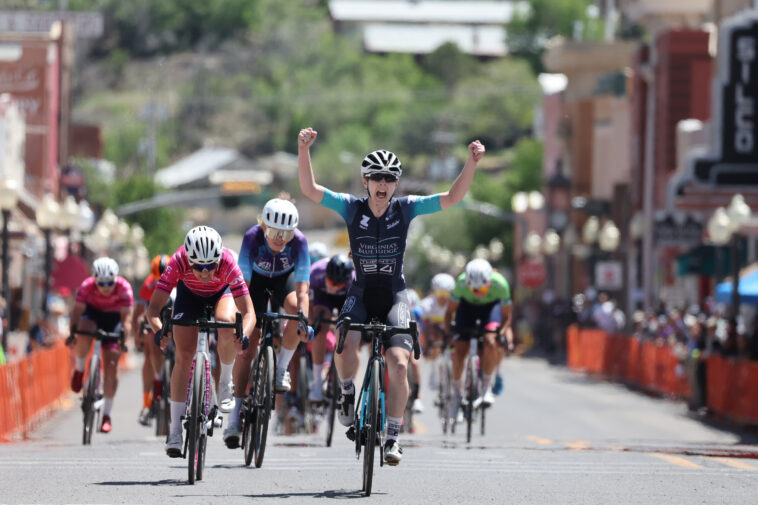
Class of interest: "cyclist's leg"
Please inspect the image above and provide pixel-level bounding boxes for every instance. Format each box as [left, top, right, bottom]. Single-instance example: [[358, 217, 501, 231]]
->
[[214, 292, 239, 412], [384, 292, 413, 463], [335, 285, 366, 387], [71, 317, 96, 391]]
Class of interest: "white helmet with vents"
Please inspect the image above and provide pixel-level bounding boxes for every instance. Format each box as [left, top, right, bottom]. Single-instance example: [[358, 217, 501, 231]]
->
[[184, 226, 223, 265], [431, 273, 456, 292], [361, 149, 402, 178], [262, 198, 299, 231], [92, 257, 119, 282], [465, 258, 493, 289]]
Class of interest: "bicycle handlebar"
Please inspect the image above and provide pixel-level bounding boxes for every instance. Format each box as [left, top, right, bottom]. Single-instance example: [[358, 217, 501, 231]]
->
[[67, 328, 127, 351], [261, 311, 313, 341], [160, 312, 248, 350], [337, 317, 420, 360]]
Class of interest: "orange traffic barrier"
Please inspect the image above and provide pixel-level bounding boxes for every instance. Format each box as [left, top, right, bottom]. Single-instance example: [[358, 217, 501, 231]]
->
[[0, 341, 72, 441]]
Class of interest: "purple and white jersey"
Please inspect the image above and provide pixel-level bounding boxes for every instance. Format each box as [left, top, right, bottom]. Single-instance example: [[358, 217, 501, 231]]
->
[[239, 225, 311, 283]]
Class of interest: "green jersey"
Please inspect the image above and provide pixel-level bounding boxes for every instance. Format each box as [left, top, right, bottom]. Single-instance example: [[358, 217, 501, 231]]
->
[[451, 271, 511, 306]]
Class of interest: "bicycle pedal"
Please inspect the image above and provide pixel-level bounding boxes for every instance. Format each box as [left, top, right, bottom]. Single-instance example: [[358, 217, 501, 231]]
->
[[345, 426, 356, 442], [213, 415, 223, 428]]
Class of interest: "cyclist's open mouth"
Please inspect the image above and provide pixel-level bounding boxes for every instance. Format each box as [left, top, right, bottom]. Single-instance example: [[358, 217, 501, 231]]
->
[[375, 190, 387, 199]]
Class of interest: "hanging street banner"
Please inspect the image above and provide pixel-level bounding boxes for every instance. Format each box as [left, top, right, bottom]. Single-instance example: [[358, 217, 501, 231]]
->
[[0, 11, 103, 38]]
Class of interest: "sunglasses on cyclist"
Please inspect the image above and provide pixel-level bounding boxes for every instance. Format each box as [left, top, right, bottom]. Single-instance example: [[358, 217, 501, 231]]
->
[[367, 173, 397, 184], [470, 283, 491, 295], [264, 227, 295, 242], [191, 262, 218, 272], [97, 280, 115, 287]]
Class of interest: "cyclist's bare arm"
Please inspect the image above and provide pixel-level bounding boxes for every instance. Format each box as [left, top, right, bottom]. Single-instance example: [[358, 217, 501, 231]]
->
[[438, 140, 485, 210], [69, 301, 86, 334], [147, 289, 171, 333], [444, 300, 459, 336], [295, 281, 310, 318], [120, 305, 134, 345], [297, 127, 326, 204], [500, 304, 514, 351], [233, 293, 256, 337]]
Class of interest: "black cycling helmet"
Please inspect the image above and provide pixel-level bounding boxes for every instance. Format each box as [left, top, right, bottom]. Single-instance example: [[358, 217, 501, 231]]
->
[[326, 254, 353, 284]]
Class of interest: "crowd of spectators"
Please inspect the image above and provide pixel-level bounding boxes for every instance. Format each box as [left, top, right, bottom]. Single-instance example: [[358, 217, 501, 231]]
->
[[571, 290, 758, 361]]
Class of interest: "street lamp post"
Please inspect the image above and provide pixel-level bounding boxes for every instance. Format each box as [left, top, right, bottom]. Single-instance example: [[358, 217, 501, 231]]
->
[[76, 200, 95, 259], [61, 195, 80, 256], [0, 178, 19, 347], [36, 194, 60, 317]]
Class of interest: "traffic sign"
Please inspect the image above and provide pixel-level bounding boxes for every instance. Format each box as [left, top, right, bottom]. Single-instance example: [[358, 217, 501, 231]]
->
[[517, 260, 546, 289]]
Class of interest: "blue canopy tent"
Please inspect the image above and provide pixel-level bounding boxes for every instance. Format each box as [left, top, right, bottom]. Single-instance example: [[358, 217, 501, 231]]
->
[[716, 266, 758, 305]]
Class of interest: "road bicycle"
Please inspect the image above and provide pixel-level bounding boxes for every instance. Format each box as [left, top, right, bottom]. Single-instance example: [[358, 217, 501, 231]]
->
[[161, 305, 246, 484], [68, 328, 125, 445], [338, 317, 420, 497], [433, 328, 455, 435], [241, 310, 309, 468], [456, 321, 501, 443], [313, 315, 340, 447]]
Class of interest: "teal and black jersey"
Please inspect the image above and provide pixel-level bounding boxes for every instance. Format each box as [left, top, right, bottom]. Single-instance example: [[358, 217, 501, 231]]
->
[[320, 189, 441, 292]]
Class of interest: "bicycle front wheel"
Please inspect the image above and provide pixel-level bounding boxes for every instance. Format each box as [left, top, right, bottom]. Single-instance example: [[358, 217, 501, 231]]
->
[[439, 361, 451, 435], [187, 354, 206, 484], [82, 354, 100, 445], [243, 362, 257, 466], [465, 357, 476, 444], [298, 354, 314, 434], [363, 360, 380, 496], [253, 346, 274, 468], [325, 360, 338, 447]]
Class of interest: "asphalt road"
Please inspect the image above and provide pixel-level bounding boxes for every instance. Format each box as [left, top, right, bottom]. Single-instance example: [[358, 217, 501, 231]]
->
[[2, 353, 758, 504]]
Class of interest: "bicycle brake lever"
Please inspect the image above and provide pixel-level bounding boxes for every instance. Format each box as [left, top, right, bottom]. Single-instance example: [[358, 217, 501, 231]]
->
[[240, 334, 250, 351]]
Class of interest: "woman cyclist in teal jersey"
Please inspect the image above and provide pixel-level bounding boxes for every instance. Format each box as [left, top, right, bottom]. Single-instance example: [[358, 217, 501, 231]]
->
[[297, 126, 484, 464]]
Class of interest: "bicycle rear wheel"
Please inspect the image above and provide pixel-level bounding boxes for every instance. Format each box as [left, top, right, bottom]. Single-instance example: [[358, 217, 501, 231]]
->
[[362, 360, 380, 496], [82, 354, 99, 445], [325, 360, 338, 447], [187, 355, 205, 484], [253, 346, 274, 468]]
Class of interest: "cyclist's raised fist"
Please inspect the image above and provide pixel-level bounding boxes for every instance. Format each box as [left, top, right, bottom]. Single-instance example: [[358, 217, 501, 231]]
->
[[468, 140, 485, 163], [298, 127, 317, 148]]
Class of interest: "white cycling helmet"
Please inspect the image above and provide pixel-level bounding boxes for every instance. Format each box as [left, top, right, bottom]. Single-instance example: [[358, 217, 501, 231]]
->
[[262, 198, 299, 230], [431, 273, 456, 292], [360, 149, 402, 178], [309, 241, 329, 261], [92, 257, 119, 282], [465, 258, 493, 289], [184, 225, 223, 265]]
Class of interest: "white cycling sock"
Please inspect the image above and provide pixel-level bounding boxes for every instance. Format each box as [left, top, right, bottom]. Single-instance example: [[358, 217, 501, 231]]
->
[[481, 373, 493, 392], [387, 416, 402, 442], [278, 347, 295, 370], [75, 357, 86, 372], [154, 372, 162, 381], [311, 363, 323, 391], [103, 397, 114, 416], [340, 377, 354, 394], [219, 361, 234, 386], [170, 400, 185, 435]]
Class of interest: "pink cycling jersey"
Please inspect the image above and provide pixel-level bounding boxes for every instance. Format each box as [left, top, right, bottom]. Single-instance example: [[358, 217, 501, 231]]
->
[[75, 276, 134, 313], [156, 246, 249, 298]]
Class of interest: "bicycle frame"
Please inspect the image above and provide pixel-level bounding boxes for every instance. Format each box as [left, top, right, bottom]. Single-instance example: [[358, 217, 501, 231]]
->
[[337, 317, 420, 496]]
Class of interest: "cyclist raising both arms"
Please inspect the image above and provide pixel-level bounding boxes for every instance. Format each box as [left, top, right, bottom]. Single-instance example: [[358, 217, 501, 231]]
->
[[147, 226, 256, 457], [133, 254, 170, 426], [224, 198, 311, 449], [69, 257, 134, 434], [298, 126, 484, 464], [444, 258, 514, 412], [308, 253, 354, 402]]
